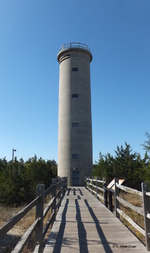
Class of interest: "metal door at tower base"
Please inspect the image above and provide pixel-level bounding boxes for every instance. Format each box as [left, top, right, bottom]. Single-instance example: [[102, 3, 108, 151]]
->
[[72, 167, 80, 186]]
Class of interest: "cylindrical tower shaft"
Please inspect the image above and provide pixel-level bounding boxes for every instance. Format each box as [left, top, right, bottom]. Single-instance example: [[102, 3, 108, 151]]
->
[[57, 43, 93, 185]]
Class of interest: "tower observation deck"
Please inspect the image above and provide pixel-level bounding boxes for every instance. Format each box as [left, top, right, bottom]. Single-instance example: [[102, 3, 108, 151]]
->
[[57, 42, 93, 186]]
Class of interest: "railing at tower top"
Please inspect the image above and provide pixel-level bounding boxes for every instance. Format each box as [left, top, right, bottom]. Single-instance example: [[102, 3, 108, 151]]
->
[[85, 177, 150, 251], [59, 42, 91, 52]]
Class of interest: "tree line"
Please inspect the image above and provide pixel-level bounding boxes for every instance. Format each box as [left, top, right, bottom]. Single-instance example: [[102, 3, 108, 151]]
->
[[1, 133, 150, 205], [0, 155, 57, 206], [92, 133, 150, 191]]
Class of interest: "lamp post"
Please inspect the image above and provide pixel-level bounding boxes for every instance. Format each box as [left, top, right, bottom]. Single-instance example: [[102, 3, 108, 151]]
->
[[12, 148, 16, 161]]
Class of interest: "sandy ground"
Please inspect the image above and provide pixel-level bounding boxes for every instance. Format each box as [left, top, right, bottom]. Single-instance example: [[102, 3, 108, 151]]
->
[[0, 206, 34, 253]]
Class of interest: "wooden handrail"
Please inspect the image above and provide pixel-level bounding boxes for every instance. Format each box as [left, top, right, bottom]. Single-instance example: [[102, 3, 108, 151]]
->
[[0, 196, 40, 239], [44, 184, 54, 198], [85, 177, 150, 251], [116, 183, 142, 196], [11, 218, 40, 253], [43, 211, 55, 238], [117, 208, 145, 236], [117, 196, 143, 216], [43, 197, 55, 218], [0, 177, 67, 253]]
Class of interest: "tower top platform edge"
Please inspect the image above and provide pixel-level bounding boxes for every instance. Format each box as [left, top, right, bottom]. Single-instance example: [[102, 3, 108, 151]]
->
[[57, 42, 92, 62]]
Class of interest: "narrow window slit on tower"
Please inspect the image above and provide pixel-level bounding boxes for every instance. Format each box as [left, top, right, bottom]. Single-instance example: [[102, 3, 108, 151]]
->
[[72, 67, 78, 71], [72, 94, 78, 98], [72, 123, 79, 127], [72, 154, 79, 159], [59, 54, 70, 63]]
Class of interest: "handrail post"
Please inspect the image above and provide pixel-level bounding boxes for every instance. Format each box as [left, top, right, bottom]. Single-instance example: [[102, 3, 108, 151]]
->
[[96, 177, 98, 199], [88, 177, 90, 191], [64, 177, 67, 194], [65, 177, 67, 191], [103, 177, 106, 185], [60, 178, 63, 201], [142, 182, 150, 251], [59, 179, 61, 207], [85, 177, 87, 189], [61, 178, 65, 200], [103, 178, 107, 207], [109, 190, 113, 212], [92, 177, 94, 195], [62, 178, 65, 197], [59, 178, 61, 191], [87, 177, 89, 191], [114, 178, 119, 218], [35, 184, 44, 253], [52, 183, 56, 221]]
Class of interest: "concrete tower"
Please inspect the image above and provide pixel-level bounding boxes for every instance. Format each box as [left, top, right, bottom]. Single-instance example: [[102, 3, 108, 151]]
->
[[57, 42, 93, 186]]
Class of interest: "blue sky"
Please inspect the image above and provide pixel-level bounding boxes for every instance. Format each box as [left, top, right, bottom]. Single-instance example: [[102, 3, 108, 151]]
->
[[0, 0, 150, 162]]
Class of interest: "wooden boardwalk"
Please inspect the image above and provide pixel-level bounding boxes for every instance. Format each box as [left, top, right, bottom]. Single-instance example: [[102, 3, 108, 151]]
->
[[44, 187, 147, 253]]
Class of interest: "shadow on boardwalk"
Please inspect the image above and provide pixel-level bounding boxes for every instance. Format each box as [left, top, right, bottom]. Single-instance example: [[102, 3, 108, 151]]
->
[[44, 187, 147, 253], [84, 199, 113, 253], [46, 188, 113, 252], [52, 199, 69, 252], [75, 199, 88, 253]]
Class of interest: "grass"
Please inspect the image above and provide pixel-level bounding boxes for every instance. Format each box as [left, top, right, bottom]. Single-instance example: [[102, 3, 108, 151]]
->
[[0, 193, 54, 253], [0, 205, 36, 253], [119, 191, 146, 245]]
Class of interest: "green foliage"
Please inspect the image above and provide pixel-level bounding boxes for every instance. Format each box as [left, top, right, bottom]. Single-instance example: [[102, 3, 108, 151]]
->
[[143, 132, 150, 155], [0, 156, 57, 206], [93, 142, 149, 190]]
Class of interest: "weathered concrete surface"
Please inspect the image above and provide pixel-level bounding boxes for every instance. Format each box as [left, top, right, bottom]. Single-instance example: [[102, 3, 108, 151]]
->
[[57, 44, 93, 186], [44, 187, 147, 253]]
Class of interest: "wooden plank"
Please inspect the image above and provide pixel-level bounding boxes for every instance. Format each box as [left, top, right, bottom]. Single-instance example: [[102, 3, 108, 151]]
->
[[97, 186, 104, 192], [43, 211, 55, 238], [91, 179, 103, 184], [117, 208, 145, 236], [11, 218, 40, 253], [43, 197, 54, 218], [0, 196, 39, 239], [35, 184, 44, 253], [142, 182, 150, 251], [44, 184, 53, 198], [44, 187, 147, 253], [114, 178, 119, 218], [116, 183, 142, 196], [117, 196, 143, 216]]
